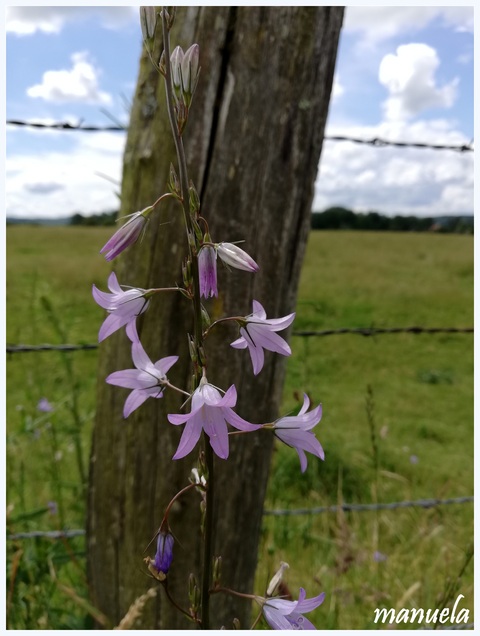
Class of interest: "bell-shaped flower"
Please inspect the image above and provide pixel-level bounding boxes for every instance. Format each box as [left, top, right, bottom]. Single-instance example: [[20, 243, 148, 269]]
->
[[262, 587, 326, 630], [168, 378, 261, 460], [230, 300, 295, 375], [154, 531, 174, 576], [92, 272, 151, 342], [272, 394, 324, 472], [106, 326, 178, 417], [216, 242, 259, 272], [198, 245, 218, 298], [100, 206, 152, 261]]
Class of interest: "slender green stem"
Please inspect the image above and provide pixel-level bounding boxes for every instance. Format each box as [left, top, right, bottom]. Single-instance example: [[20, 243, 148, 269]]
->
[[161, 10, 214, 629]]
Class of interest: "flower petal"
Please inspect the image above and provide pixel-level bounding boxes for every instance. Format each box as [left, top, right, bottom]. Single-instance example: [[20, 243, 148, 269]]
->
[[99, 313, 128, 342], [263, 606, 293, 630], [202, 406, 229, 459], [172, 414, 203, 459], [248, 325, 291, 356], [224, 408, 261, 431], [251, 300, 267, 320], [123, 389, 150, 417], [154, 356, 179, 376], [230, 335, 248, 350]]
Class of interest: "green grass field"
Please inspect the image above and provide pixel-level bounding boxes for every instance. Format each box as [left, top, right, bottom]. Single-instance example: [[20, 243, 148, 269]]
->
[[6, 226, 473, 629]]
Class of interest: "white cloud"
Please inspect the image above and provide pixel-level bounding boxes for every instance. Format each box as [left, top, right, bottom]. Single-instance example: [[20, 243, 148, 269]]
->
[[314, 119, 473, 216], [6, 6, 137, 36], [332, 75, 344, 100], [379, 44, 458, 121], [344, 7, 473, 44], [27, 52, 112, 105], [6, 132, 125, 218]]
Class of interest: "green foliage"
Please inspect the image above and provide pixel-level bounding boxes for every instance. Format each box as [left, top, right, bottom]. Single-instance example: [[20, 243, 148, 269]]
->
[[312, 207, 473, 234], [6, 227, 473, 629], [259, 231, 473, 629]]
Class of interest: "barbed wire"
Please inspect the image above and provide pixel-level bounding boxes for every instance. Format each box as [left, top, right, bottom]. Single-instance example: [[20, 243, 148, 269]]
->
[[6, 119, 126, 132], [292, 326, 474, 338], [7, 497, 472, 539], [6, 343, 98, 353], [6, 119, 474, 152], [263, 496, 474, 517], [7, 529, 86, 540], [5, 326, 473, 354], [325, 135, 474, 153]]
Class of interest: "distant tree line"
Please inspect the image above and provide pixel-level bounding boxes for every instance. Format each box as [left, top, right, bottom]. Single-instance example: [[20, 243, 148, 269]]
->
[[70, 211, 117, 226], [311, 207, 473, 234], [68, 207, 473, 234]]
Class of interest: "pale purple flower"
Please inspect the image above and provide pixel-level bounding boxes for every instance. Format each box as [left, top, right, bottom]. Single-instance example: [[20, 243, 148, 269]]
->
[[168, 379, 261, 460], [273, 394, 324, 472], [230, 300, 295, 375], [410, 454, 419, 464], [216, 242, 259, 272], [37, 397, 53, 413], [92, 272, 151, 342], [373, 551, 387, 562], [198, 246, 218, 298], [47, 500, 58, 515], [106, 326, 178, 417], [154, 532, 174, 575], [100, 207, 151, 261], [263, 587, 325, 630]]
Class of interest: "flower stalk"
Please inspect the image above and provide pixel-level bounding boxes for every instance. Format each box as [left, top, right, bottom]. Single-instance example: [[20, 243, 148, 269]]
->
[[161, 9, 214, 628]]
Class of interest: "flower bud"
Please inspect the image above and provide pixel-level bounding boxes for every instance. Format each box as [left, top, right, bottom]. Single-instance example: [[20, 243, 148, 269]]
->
[[217, 242, 259, 273], [170, 45, 184, 94], [181, 44, 200, 103], [140, 6, 157, 42], [154, 531, 174, 576], [267, 561, 289, 597], [198, 245, 218, 298]]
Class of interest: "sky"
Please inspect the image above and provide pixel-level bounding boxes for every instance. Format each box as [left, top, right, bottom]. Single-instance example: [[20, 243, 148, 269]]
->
[[5, 4, 475, 220]]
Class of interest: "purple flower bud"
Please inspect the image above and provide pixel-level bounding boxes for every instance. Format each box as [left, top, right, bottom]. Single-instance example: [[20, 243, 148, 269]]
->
[[100, 207, 151, 261], [198, 246, 218, 298], [373, 550, 387, 562], [154, 532, 174, 575], [217, 243, 259, 272]]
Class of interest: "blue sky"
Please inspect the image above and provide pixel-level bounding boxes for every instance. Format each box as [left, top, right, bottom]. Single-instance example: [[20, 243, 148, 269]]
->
[[5, 5, 474, 219]]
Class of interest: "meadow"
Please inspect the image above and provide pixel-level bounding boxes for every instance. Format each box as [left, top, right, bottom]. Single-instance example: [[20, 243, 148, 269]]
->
[[6, 225, 473, 629]]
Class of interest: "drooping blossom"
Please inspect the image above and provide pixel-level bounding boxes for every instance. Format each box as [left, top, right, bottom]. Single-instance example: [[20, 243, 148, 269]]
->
[[272, 394, 324, 472], [100, 207, 152, 261], [216, 242, 259, 272], [230, 300, 295, 375], [37, 397, 53, 413], [262, 587, 326, 630], [198, 246, 218, 298], [154, 531, 174, 576], [92, 272, 152, 342], [168, 378, 261, 460], [106, 324, 178, 417]]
